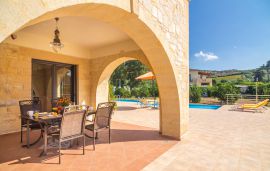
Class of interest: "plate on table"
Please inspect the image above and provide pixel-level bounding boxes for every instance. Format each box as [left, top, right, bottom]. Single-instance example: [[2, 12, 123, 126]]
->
[[39, 112, 49, 116]]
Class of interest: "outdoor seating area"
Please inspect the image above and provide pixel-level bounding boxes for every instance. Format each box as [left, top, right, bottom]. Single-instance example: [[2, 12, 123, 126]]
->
[[1, 1, 270, 170], [0, 121, 176, 170], [1, 99, 270, 170], [18, 98, 116, 164]]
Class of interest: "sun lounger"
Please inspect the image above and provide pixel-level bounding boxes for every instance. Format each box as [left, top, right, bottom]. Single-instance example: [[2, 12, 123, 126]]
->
[[138, 98, 148, 108], [232, 99, 269, 113]]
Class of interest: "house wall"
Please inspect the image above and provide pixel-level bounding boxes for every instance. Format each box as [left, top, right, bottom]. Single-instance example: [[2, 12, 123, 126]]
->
[[0, 43, 150, 135], [0, 0, 189, 139], [190, 70, 213, 87]]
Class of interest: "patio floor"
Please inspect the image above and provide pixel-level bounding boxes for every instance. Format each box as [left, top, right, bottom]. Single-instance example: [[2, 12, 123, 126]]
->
[[142, 106, 270, 171], [113, 102, 270, 170], [1, 103, 270, 171], [0, 121, 177, 171]]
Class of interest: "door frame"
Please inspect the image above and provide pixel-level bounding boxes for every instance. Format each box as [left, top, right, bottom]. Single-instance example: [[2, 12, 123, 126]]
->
[[31, 59, 77, 104]]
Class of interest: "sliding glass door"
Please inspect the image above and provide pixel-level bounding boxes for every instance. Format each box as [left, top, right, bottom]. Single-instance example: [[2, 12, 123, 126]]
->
[[32, 59, 77, 111]]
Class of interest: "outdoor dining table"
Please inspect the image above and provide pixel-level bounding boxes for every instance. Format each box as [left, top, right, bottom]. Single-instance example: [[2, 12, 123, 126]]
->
[[23, 110, 96, 157], [22, 112, 62, 156]]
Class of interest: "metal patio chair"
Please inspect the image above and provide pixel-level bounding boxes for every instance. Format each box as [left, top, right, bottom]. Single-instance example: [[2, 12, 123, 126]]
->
[[19, 99, 43, 146], [85, 102, 115, 150], [53, 107, 87, 164]]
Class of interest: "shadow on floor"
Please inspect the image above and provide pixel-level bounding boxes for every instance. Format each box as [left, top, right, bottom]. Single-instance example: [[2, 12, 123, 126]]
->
[[115, 106, 138, 111], [0, 122, 175, 166]]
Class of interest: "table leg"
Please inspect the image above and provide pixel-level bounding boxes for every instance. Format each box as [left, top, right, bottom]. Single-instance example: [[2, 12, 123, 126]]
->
[[40, 124, 47, 157], [44, 125, 48, 155], [27, 120, 30, 148], [22, 119, 43, 148]]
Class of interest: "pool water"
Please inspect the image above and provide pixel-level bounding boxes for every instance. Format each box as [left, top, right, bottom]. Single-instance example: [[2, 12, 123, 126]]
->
[[116, 99, 139, 103], [116, 99, 221, 110], [189, 103, 221, 110]]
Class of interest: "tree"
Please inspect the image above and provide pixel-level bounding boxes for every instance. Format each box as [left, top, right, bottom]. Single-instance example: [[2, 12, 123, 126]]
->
[[254, 69, 264, 82], [212, 79, 217, 86], [130, 81, 150, 97], [258, 83, 270, 95], [212, 82, 240, 103], [189, 85, 201, 103], [266, 60, 270, 68], [245, 86, 256, 95], [110, 60, 158, 98], [255, 60, 270, 82], [266, 60, 270, 82], [220, 79, 228, 83], [109, 83, 115, 100], [110, 60, 149, 91], [114, 87, 131, 98]]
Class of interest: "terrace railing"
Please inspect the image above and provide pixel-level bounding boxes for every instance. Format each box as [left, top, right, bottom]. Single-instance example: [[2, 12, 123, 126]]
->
[[226, 94, 270, 106]]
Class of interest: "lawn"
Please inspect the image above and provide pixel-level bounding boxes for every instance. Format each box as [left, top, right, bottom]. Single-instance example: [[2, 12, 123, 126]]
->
[[213, 74, 243, 82]]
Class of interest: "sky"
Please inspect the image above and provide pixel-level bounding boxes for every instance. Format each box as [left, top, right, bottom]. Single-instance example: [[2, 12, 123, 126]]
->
[[190, 0, 270, 70]]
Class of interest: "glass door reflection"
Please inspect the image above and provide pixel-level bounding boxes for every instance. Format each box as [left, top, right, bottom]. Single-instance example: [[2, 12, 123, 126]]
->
[[32, 59, 77, 111]]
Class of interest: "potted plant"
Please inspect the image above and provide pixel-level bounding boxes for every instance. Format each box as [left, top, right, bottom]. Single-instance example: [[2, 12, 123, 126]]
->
[[53, 97, 71, 114]]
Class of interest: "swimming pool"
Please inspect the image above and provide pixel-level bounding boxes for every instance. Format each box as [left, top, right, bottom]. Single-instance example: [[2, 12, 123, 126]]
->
[[116, 99, 221, 110], [189, 103, 221, 110], [116, 99, 139, 103]]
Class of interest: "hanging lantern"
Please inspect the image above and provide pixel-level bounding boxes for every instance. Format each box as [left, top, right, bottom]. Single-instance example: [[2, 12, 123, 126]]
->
[[50, 17, 64, 52]]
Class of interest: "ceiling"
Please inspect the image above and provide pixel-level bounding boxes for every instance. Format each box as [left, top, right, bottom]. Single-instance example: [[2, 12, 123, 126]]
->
[[16, 16, 130, 49]]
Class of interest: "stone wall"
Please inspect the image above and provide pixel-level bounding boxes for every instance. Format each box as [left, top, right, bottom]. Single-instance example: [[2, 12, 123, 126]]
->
[[0, 43, 150, 135], [0, 0, 189, 139], [137, 0, 190, 135], [0, 43, 91, 135]]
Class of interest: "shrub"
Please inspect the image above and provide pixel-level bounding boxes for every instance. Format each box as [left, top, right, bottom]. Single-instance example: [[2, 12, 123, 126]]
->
[[109, 84, 115, 101], [258, 83, 270, 95], [245, 83, 270, 95], [245, 86, 256, 94], [114, 87, 131, 98], [190, 85, 201, 103], [212, 83, 240, 103], [206, 86, 214, 97]]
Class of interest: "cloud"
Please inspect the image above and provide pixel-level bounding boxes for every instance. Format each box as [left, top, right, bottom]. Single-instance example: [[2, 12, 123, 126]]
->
[[194, 51, 219, 61]]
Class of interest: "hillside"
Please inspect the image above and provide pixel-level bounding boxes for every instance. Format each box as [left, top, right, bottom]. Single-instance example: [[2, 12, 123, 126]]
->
[[191, 60, 270, 82]]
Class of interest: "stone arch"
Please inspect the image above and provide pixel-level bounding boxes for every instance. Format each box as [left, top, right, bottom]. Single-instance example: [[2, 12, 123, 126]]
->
[[96, 57, 136, 105], [94, 50, 151, 106], [0, 1, 187, 139]]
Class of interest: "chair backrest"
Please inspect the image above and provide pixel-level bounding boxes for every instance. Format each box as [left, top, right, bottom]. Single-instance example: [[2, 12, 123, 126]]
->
[[94, 102, 115, 129], [64, 105, 89, 113], [51, 98, 58, 108], [258, 99, 269, 107], [60, 108, 87, 139], [19, 100, 41, 124]]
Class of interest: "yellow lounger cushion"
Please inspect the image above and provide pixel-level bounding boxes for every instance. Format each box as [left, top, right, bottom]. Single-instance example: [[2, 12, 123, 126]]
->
[[241, 99, 269, 109]]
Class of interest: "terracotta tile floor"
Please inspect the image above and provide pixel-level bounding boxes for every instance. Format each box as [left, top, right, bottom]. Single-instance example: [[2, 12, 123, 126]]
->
[[143, 106, 270, 171], [0, 121, 177, 171]]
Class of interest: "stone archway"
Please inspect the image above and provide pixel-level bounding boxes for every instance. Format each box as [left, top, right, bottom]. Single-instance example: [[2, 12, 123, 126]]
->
[[95, 57, 135, 106], [0, 1, 189, 139], [92, 50, 151, 107]]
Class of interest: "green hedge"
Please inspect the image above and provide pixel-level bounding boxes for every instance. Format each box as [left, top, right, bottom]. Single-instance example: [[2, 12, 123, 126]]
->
[[190, 85, 201, 103]]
